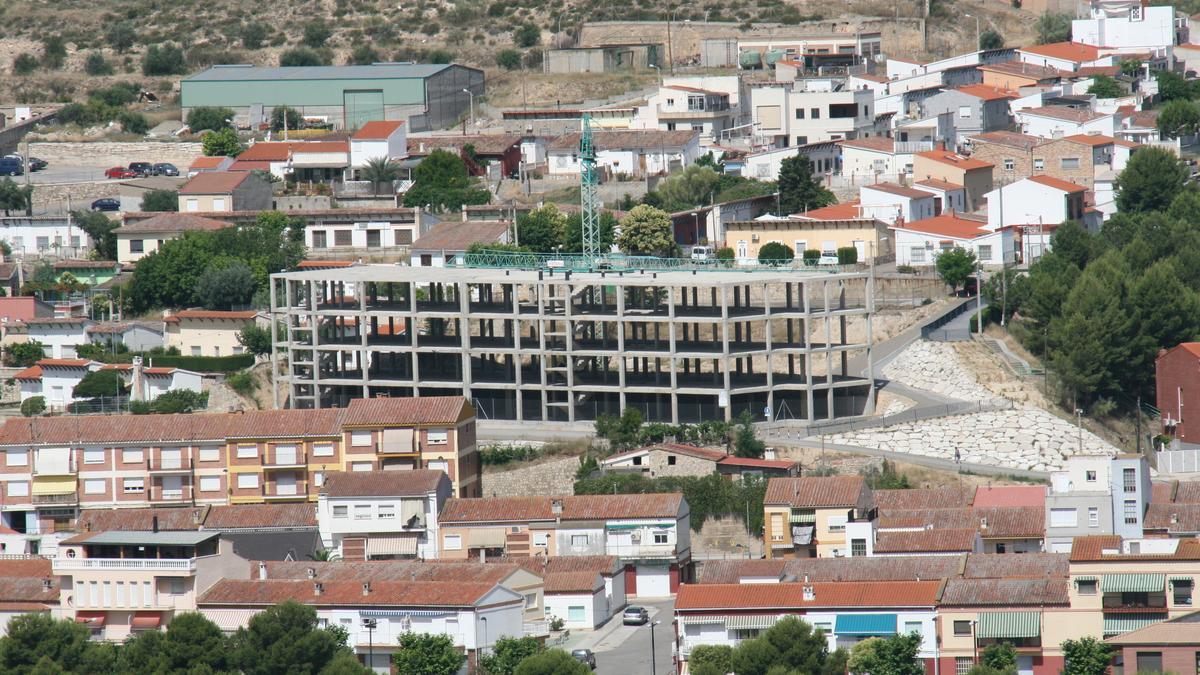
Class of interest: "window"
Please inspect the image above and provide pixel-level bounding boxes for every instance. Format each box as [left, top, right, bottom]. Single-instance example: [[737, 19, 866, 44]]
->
[[444, 534, 462, 550], [904, 621, 923, 635], [123, 478, 145, 494], [1003, 158, 1015, 171], [352, 462, 372, 472], [312, 231, 327, 249], [334, 230, 353, 246], [568, 606, 586, 622], [6, 482, 28, 498], [83, 448, 104, 464], [1077, 579, 1098, 595], [667, 455, 677, 466], [212, 198, 226, 211], [795, 108, 806, 119], [976, 245, 992, 261], [653, 531, 669, 544], [956, 658, 975, 675], [395, 229, 413, 245], [427, 429, 448, 445], [1125, 499, 1139, 525], [910, 247, 926, 264], [186, 199, 198, 212], [354, 505, 371, 520], [333, 505, 348, 519], [1061, 157, 1080, 170], [1050, 508, 1078, 528], [199, 476, 221, 492], [428, 460, 449, 474], [1086, 470, 1097, 482], [1174, 579, 1193, 606], [632, 456, 642, 466], [191, 346, 202, 356], [1089, 507, 1100, 527], [313, 471, 324, 487], [852, 539, 867, 557], [827, 515, 847, 532], [169, 578, 185, 595], [958, 106, 972, 118], [1136, 652, 1163, 674], [953, 620, 972, 636], [811, 108, 820, 119], [1124, 467, 1137, 493], [236, 444, 258, 459], [130, 239, 144, 253], [1034, 158, 1045, 170], [236, 473, 258, 490], [829, 103, 857, 118], [84, 479, 106, 495], [366, 230, 381, 248], [533, 532, 549, 547], [233, 346, 244, 355], [524, 593, 538, 609], [351, 431, 372, 447], [313, 443, 334, 457], [5, 450, 26, 467], [734, 628, 764, 640], [36, 237, 49, 251], [199, 446, 220, 462], [571, 534, 589, 547], [812, 622, 831, 634], [378, 504, 396, 519]]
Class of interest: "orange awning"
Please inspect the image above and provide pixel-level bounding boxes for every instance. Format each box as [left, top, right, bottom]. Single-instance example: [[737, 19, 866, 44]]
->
[[75, 611, 105, 626], [131, 612, 161, 629]]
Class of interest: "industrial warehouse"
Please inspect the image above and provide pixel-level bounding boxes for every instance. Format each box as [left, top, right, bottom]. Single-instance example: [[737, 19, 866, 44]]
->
[[268, 265, 875, 425]]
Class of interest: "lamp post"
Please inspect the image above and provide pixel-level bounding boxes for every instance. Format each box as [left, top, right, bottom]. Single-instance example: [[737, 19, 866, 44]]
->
[[362, 618, 377, 672], [971, 620, 979, 665], [461, 88, 475, 128], [667, 8, 685, 75], [649, 620, 661, 675], [964, 13, 981, 50], [480, 616, 488, 656], [691, 211, 700, 246]]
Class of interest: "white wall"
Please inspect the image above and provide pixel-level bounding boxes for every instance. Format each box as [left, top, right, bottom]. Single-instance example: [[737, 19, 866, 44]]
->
[[1018, 112, 1117, 139], [0, 220, 88, 257], [350, 126, 408, 169], [841, 147, 913, 178], [893, 229, 1012, 266], [1073, 6, 1175, 53], [545, 588, 606, 629], [27, 325, 92, 359], [985, 181, 1070, 231], [859, 188, 935, 225], [318, 490, 441, 559]]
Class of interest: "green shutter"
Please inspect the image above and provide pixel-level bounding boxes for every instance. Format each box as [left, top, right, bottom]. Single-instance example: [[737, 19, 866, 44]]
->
[[725, 615, 781, 630], [834, 614, 898, 636], [1100, 573, 1166, 593], [679, 615, 726, 626], [976, 612, 1041, 639], [1103, 615, 1166, 635]]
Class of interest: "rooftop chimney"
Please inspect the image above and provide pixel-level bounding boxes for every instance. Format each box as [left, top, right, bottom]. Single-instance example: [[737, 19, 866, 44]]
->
[[41, 579, 51, 592], [802, 585, 815, 601], [551, 498, 564, 515], [152, 515, 159, 533], [362, 581, 371, 596], [314, 582, 323, 596], [258, 562, 267, 580], [307, 567, 316, 579]]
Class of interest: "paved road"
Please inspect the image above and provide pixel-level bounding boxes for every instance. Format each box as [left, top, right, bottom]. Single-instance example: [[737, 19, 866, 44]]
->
[[594, 599, 675, 675], [760, 437, 1048, 480]]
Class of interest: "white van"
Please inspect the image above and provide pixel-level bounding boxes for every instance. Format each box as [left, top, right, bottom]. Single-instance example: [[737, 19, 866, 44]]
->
[[690, 245, 715, 261], [818, 250, 839, 265]]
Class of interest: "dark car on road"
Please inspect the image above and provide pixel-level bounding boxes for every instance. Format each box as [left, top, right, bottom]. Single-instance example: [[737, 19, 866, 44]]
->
[[622, 606, 649, 625], [152, 162, 179, 176], [28, 158, 46, 171], [0, 158, 23, 176], [91, 198, 120, 212], [570, 649, 596, 669], [128, 162, 153, 176]]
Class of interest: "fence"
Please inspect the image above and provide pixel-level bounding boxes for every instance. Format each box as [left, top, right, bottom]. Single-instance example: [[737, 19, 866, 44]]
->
[[920, 298, 974, 341], [758, 398, 1015, 438]]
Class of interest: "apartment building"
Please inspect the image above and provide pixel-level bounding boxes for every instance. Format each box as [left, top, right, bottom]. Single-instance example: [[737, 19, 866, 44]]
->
[[918, 85, 1017, 144], [1045, 454, 1152, 552], [763, 476, 875, 559], [751, 78, 874, 148], [913, 150, 994, 210], [938, 577, 1074, 674], [438, 493, 690, 597], [316, 469, 451, 561], [639, 84, 740, 142], [55, 530, 251, 641], [971, 131, 1122, 189], [163, 309, 260, 358]]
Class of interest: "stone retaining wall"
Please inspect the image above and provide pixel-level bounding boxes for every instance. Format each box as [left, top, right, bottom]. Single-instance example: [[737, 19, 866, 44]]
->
[[481, 455, 582, 497]]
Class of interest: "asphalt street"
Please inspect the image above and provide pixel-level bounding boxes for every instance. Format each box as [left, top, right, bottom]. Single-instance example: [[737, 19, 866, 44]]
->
[[593, 599, 675, 675]]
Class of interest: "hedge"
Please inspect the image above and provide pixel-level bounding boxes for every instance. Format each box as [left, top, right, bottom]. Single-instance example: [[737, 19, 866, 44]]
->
[[88, 352, 255, 373]]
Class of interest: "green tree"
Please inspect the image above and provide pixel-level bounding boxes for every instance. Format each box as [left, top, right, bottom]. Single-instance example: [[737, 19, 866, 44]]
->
[[393, 632, 464, 675], [12, 53, 38, 76], [778, 155, 835, 215], [979, 29, 1004, 50], [361, 156, 400, 194], [935, 247, 977, 292], [496, 49, 522, 70], [229, 601, 355, 675], [564, 210, 617, 253], [0, 613, 114, 672], [980, 642, 1017, 672], [20, 396, 46, 417], [6, 341, 46, 367], [1158, 99, 1200, 139], [517, 204, 568, 252], [271, 106, 303, 132], [1124, 259, 1200, 396], [1061, 636, 1113, 675], [188, 107, 236, 132], [242, 22, 269, 49], [106, 22, 136, 53], [860, 459, 911, 489], [731, 616, 845, 675], [758, 241, 794, 263], [617, 204, 674, 255], [847, 637, 882, 674], [1155, 69, 1195, 102], [195, 261, 256, 310], [1086, 75, 1122, 98], [280, 47, 327, 67], [734, 410, 766, 458], [73, 369, 127, 399], [1050, 252, 1132, 405], [867, 632, 924, 675], [347, 43, 380, 65], [1034, 12, 1072, 44], [303, 22, 333, 48], [84, 52, 113, 76], [41, 36, 66, 70], [690, 645, 735, 675], [142, 43, 187, 75], [594, 407, 644, 451], [1120, 59, 1143, 77], [0, 179, 32, 216], [73, 210, 119, 260], [514, 24, 541, 48], [513, 649, 590, 675], [1116, 146, 1189, 214], [480, 636, 544, 675], [142, 189, 179, 212], [202, 128, 244, 157], [146, 389, 209, 414], [120, 611, 231, 673], [654, 164, 720, 211], [402, 149, 491, 211]]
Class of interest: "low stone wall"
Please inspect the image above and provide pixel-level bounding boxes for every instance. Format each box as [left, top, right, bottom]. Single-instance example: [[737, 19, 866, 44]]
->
[[481, 455, 582, 497], [882, 340, 1003, 402], [27, 141, 204, 168]]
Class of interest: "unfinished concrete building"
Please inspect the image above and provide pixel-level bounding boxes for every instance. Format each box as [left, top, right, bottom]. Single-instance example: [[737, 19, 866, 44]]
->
[[269, 266, 874, 424]]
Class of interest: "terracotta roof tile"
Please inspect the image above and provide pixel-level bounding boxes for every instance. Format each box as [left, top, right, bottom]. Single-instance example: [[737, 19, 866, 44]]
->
[[439, 493, 684, 523], [839, 137, 896, 152], [164, 309, 258, 322], [864, 182, 934, 200], [321, 470, 446, 498], [892, 213, 990, 240], [795, 202, 863, 220], [675, 580, 943, 610], [1106, 615, 1200, 645], [34, 359, 96, 368], [781, 556, 961, 582], [972, 485, 1046, 507], [179, 171, 251, 195], [964, 552, 1068, 578], [955, 84, 1019, 101], [189, 156, 231, 170], [1019, 106, 1106, 123], [604, 443, 727, 465], [410, 134, 523, 156], [1069, 535, 1123, 561], [199, 579, 504, 607], [874, 486, 973, 510], [12, 366, 41, 380], [78, 507, 206, 532], [340, 396, 470, 426], [263, 561, 524, 584], [1062, 134, 1117, 147], [970, 131, 1044, 151], [699, 559, 788, 583], [1174, 481, 1200, 503], [875, 528, 978, 553], [716, 456, 799, 470], [763, 476, 870, 509], [204, 503, 317, 529], [544, 571, 604, 593], [914, 179, 965, 191], [1019, 42, 1101, 63], [916, 149, 993, 171], [942, 578, 1069, 606], [1027, 175, 1088, 193], [352, 120, 405, 140], [978, 61, 1062, 80], [116, 213, 231, 234], [411, 221, 509, 252]]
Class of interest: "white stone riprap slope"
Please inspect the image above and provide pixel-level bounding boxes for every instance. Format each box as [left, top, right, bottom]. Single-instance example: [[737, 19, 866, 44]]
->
[[881, 340, 1001, 402]]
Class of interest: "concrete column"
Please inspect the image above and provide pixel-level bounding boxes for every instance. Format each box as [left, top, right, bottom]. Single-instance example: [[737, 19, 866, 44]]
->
[[409, 281, 420, 398], [564, 281, 576, 423], [763, 282, 774, 422], [720, 284, 731, 423], [359, 281, 369, 401], [309, 280, 323, 408], [459, 281, 472, 405], [617, 281, 627, 413], [512, 281, 523, 422], [538, 278, 548, 423], [864, 272, 877, 415], [668, 284, 678, 425], [803, 279, 814, 423], [270, 276, 281, 410]]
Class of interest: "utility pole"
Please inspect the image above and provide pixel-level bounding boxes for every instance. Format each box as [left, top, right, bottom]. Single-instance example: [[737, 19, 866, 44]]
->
[[975, 261, 983, 336]]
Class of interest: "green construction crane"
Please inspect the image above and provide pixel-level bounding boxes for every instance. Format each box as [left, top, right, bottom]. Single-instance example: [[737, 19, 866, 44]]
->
[[580, 113, 601, 260]]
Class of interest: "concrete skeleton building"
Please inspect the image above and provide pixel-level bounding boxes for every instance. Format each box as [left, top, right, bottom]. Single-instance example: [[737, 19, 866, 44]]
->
[[270, 266, 875, 425]]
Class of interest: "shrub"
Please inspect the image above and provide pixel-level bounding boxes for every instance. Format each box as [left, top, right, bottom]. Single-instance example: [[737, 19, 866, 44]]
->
[[303, 22, 332, 48], [837, 246, 858, 264], [5, 341, 45, 367], [347, 44, 379, 65], [279, 47, 326, 67], [117, 111, 149, 135], [757, 241, 794, 263], [803, 248, 821, 263], [84, 52, 114, 76], [421, 21, 441, 35], [716, 246, 735, 260], [12, 53, 38, 76], [147, 389, 209, 413], [427, 49, 453, 64], [106, 22, 136, 53], [226, 371, 259, 396], [514, 23, 540, 48], [897, 264, 917, 274], [41, 36, 67, 70], [242, 22, 268, 49], [187, 107, 235, 133], [549, 617, 565, 631], [496, 49, 521, 70], [20, 396, 45, 417], [142, 43, 186, 75]]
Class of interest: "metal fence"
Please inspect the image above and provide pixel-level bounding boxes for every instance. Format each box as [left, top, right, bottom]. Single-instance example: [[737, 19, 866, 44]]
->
[[758, 398, 1015, 438], [451, 250, 854, 274], [921, 299, 975, 341]]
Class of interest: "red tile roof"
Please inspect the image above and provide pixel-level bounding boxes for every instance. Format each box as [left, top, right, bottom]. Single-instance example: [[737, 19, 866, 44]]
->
[[795, 202, 863, 220], [200, 579, 506, 607], [941, 578, 1069, 606], [264, 561, 525, 584], [544, 571, 604, 594], [1020, 106, 1106, 123], [955, 84, 1019, 101], [439, 494, 685, 523], [189, 156, 231, 170], [1069, 535, 1200, 561], [699, 559, 787, 583], [116, 213, 231, 234], [78, 506, 206, 532], [179, 171, 251, 195], [204, 503, 318, 529], [675, 580, 943, 610], [1174, 480, 1200, 503], [839, 137, 896, 152], [604, 443, 727, 465], [978, 61, 1062, 80], [914, 179, 964, 191], [864, 182, 934, 200], [1019, 42, 1101, 64], [340, 396, 472, 426], [1062, 133, 1117, 147], [1027, 174, 1088, 193], [12, 366, 41, 380], [874, 528, 978, 553], [893, 213, 990, 240], [874, 486, 973, 510], [972, 485, 1046, 508], [716, 456, 799, 470], [352, 120, 405, 140], [321, 469, 446, 498], [963, 552, 1068, 578], [164, 309, 258, 323], [916, 149, 993, 171], [763, 476, 870, 509], [34, 359, 95, 368], [781, 556, 962, 583], [970, 131, 1044, 151], [411, 221, 510, 252]]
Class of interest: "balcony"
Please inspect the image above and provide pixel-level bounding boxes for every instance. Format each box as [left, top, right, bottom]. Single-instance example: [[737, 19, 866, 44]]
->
[[148, 457, 192, 473], [263, 448, 307, 469], [148, 485, 193, 505], [53, 558, 196, 572], [606, 543, 677, 559], [33, 493, 78, 506], [263, 481, 308, 500]]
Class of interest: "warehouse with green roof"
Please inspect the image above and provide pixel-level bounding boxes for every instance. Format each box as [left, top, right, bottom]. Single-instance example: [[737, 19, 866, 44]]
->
[[180, 63, 484, 132]]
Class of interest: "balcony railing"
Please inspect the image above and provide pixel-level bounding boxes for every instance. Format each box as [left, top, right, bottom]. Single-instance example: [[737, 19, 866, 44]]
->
[[148, 457, 192, 473], [149, 485, 193, 503], [605, 543, 677, 559], [33, 493, 78, 506], [264, 448, 307, 468], [263, 481, 308, 499], [53, 558, 196, 572]]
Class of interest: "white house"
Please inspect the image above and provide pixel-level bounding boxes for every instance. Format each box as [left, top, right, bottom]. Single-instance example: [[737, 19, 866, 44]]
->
[[1017, 106, 1118, 139], [912, 179, 967, 215], [750, 79, 875, 148], [984, 175, 1088, 233], [839, 137, 915, 180], [14, 359, 101, 409], [85, 322, 165, 352], [1072, 1, 1175, 61], [0, 217, 89, 258], [1017, 42, 1110, 73], [741, 141, 838, 182], [546, 130, 700, 177], [350, 120, 408, 178], [892, 213, 1015, 268], [544, 572, 608, 629], [858, 183, 936, 225], [317, 469, 452, 561], [636, 84, 740, 142], [21, 317, 95, 359]]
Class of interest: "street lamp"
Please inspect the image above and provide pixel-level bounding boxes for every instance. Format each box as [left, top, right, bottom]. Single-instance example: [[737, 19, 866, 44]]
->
[[461, 88, 475, 128], [964, 13, 981, 50], [648, 620, 662, 675], [361, 618, 377, 671], [649, 63, 662, 86], [480, 616, 489, 655], [691, 211, 700, 246]]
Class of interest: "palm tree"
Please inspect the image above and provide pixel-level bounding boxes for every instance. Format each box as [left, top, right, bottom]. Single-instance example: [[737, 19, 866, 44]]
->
[[361, 156, 400, 195], [307, 548, 340, 562]]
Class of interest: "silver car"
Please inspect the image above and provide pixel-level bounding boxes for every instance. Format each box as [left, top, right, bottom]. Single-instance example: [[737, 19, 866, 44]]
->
[[622, 606, 649, 625]]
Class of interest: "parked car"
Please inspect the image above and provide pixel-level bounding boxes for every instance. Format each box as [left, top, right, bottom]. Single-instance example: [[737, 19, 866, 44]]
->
[[28, 157, 47, 171], [104, 166, 136, 179], [128, 162, 153, 176], [622, 606, 649, 625], [91, 198, 120, 212], [152, 162, 179, 176], [570, 649, 596, 669], [0, 158, 21, 176]]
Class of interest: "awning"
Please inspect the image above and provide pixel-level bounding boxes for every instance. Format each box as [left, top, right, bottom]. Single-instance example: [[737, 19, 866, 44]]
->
[[380, 428, 414, 454], [31, 476, 76, 496], [835, 614, 897, 636], [792, 525, 815, 545], [467, 529, 507, 548], [366, 534, 418, 557], [131, 612, 162, 629], [789, 513, 816, 524], [1074, 576, 1098, 582], [1101, 573, 1165, 593], [725, 615, 780, 630], [608, 523, 675, 530], [678, 615, 727, 626], [1104, 615, 1166, 635], [1170, 576, 1194, 583], [977, 612, 1040, 639], [75, 611, 106, 626]]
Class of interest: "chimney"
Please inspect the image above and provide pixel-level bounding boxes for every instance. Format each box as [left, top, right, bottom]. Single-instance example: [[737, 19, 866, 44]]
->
[[802, 585, 815, 601], [314, 582, 323, 596], [41, 579, 51, 592], [1171, 513, 1179, 524], [551, 498, 563, 515], [191, 509, 201, 525], [307, 567, 316, 579], [152, 515, 159, 533], [258, 562, 268, 580], [980, 517, 988, 529], [362, 581, 371, 596], [479, 548, 486, 563]]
